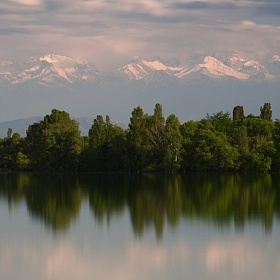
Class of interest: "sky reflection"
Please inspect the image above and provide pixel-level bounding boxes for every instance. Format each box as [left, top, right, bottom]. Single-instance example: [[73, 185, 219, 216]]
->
[[1, 202, 280, 280]]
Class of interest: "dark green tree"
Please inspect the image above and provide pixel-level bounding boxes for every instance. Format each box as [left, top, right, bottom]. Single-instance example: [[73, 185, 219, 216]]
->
[[205, 111, 233, 137], [7, 128, 13, 139], [180, 120, 199, 171], [233, 106, 244, 121], [183, 121, 239, 171], [26, 109, 83, 171], [260, 103, 272, 121], [272, 120, 280, 171], [127, 106, 149, 170], [243, 117, 274, 150], [0, 132, 26, 170], [87, 115, 126, 171], [163, 114, 182, 171], [145, 103, 165, 170]]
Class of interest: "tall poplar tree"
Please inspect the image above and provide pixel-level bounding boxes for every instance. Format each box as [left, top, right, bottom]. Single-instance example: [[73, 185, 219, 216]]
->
[[233, 106, 244, 121], [260, 103, 272, 121]]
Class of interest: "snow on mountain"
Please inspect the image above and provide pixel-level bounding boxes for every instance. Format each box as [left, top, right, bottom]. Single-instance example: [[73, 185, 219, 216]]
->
[[117, 57, 182, 80], [116, 54, 280, 83], [176, 56, 248, 80], [0, 61, 17, 83], [241, 60, 274, 80], [0, 54, 101, 86], [1, 52, 280, 88], [270, 55, 280, 62], [222, 53, 245, 70]]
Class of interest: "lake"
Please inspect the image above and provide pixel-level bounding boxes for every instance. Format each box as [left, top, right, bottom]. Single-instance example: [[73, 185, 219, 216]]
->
[[1, 173, 280, 280]]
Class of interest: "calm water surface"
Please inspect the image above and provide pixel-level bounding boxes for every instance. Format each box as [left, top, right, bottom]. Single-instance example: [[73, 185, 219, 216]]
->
[[1, 173, 280, 280]]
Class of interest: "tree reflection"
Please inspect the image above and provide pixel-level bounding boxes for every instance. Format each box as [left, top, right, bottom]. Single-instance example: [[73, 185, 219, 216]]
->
[[0, 174, 82, 232], [0, 173, 280, 237], [81, 174, 127, 223]]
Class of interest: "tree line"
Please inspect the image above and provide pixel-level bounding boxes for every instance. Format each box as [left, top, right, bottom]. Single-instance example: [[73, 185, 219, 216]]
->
[[0, 102, 279, 172]]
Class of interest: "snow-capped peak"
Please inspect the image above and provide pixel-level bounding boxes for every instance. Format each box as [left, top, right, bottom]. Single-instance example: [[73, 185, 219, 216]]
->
[[197, 56, 248, 79], [270, 55, 280, 62], [244, 60, 262, 68], [118, 58, 182, 80], [39, 54, 78, 68], [1, 53, 101, 86], [228, 54, 245, 64], [224, 53, 245, 69], [203, 56, 223, 66]]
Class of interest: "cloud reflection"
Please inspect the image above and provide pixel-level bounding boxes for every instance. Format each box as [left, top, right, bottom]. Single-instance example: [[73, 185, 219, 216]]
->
[[1, 234, 280, 280]]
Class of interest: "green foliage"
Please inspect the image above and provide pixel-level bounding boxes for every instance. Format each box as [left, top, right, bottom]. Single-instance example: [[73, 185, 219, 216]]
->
[[163, 114, 182, 171], [127, 106, 149, 170], [0, 103, 279, 173], [205, 111, 233, 137], [248, 142, 276, 172], [233, 105, 244, 121], [145, 103, 166, 170], [242, 117, 274, 150], [86, 115, 127, 171], [25, 109, 83, 171], [0, 133, 25, 170], [260, 102, 272, 121]]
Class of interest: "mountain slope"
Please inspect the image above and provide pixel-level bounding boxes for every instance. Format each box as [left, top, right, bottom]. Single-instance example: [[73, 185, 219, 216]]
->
[[0, 54, 101, 87], [117, 57, 182, 80]]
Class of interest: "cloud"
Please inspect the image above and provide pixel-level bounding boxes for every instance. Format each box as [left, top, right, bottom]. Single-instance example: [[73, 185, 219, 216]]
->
[[0, 0, 280, 71], [172, 1, 238, 10], [10, 0, 41, 5]]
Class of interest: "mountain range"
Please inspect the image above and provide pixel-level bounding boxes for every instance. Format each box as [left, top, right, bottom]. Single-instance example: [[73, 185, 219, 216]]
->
[[1, 53, 280, 85], [0, 53, 280, 128]]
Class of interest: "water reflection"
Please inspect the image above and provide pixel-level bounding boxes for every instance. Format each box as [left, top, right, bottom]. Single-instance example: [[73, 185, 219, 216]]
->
[[1, 173, 280, 280], [1, 173, 280, 236]]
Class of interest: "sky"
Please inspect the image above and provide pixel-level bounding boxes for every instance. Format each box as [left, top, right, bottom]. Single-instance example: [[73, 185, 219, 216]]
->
[[1, 0, 280, 72]]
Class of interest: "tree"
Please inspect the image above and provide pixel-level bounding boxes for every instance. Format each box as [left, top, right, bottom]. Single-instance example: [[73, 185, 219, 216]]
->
[[272, 120, 280, 171], [233, 106, 244, 121], [87, 115, 126, 171], [145, 103, 165, 169], [205, 111, 233, 137], [236, 125, 249, 156], [7, 128, 13, 139], [180, 120, 199, 171], [260, 103, 272, 121], [127, 106, 149, 170], [248, 142, 275, 172], [26, 109, 83, 171], [183, 121, 239, 171], [163, 114, 182, 171], [0, 132, 26, 170], [243, 117, 274, 150]]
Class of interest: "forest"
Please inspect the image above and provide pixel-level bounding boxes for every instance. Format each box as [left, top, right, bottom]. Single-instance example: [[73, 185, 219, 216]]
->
[[0, 102, 279, 173]]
